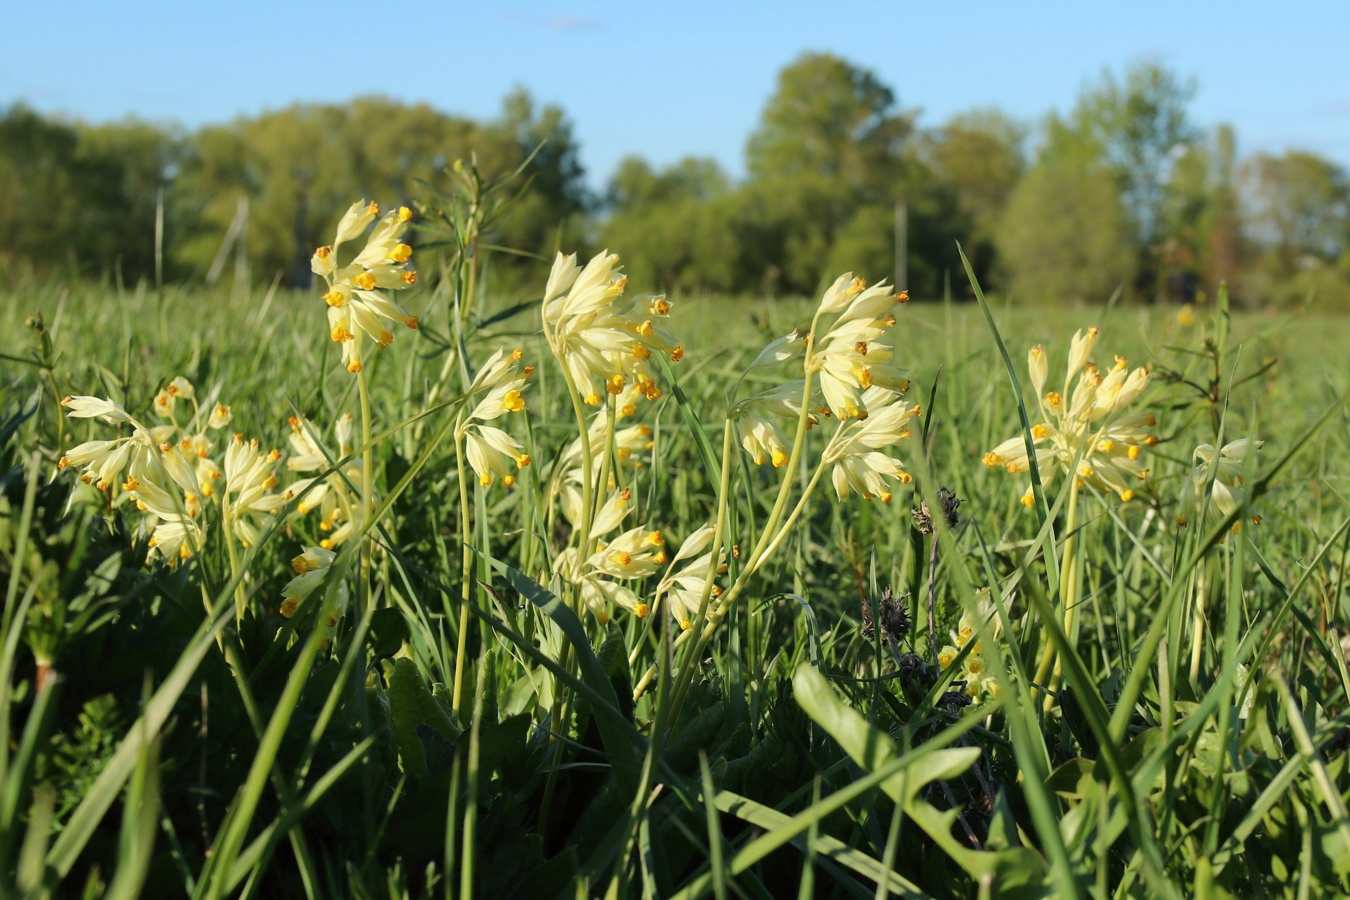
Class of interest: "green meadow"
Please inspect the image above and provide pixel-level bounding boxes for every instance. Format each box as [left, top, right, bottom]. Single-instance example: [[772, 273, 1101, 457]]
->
[[3, 214, 1350, 900]]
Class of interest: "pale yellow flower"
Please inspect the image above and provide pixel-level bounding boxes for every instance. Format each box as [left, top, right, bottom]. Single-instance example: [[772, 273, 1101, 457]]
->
[[223, 434, 287, 547], [282, 414, 360, 545], [983, 328, 1156, 505], [456, 348, 533, 488], [59, 396, 166, 491], [542, 250, 681, 405], [822, 387, 921, 501], [313, 201, 419, 374], [1177, 438, 1263, 530], [810, 275, 910, 420], [733, 380, 818, 468], [654, 525, 725, 631], [129, 478, 205, 564], [60, 393, 213, 565], [278, 547, 350, 632], [555, 491, 666, 623]]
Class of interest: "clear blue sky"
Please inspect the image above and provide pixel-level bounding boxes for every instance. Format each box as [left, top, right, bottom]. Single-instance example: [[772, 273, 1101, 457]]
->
[[8, 2, 1349, 191]]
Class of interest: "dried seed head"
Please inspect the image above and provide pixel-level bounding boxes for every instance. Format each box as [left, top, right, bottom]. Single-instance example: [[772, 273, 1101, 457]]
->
[[911, 501, 934, 535], [938, 486, 962, 529]]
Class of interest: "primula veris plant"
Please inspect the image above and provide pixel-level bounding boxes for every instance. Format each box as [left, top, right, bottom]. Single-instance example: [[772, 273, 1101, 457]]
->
[[311, 200, 419, 374], [983, 326, 1157, 506], [457, 347, 533, 488], [282, 414, 361, 548], [541, 250, 680, 405], [1177, 438, 1264, 529], [58, 379, 243, 564]]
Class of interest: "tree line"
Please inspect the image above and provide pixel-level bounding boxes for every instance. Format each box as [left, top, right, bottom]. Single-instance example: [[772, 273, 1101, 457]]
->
[[3, 55, 1348, 306]]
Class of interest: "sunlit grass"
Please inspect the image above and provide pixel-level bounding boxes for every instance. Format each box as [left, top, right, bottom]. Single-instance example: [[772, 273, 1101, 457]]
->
[[3, 208, 1350, 897]]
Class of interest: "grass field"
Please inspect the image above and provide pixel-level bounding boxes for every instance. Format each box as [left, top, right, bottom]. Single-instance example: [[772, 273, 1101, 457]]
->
[[2, 216, 1350, 899]]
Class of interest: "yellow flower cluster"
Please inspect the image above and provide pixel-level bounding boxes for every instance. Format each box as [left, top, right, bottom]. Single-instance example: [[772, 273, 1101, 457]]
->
[[937, 591, 1005, 703], [983, 327, 1156, 506], [58, 377, 282, 563], [541, 250, 682, 405], [555, 487, 668, 623], [282, 414, 360, 549], [654, 524, 727, 631], [1177, 438, 1264, 531], [811, 275, 911, 421], [456, 347, 534, 488], [311, 200, 419, 374]]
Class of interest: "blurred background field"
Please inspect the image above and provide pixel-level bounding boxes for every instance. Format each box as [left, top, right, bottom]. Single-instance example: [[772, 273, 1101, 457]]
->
[[5, 12, 1350, 896]]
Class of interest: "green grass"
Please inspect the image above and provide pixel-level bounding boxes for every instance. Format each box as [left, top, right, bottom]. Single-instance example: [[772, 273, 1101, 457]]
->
[[2, 244, 1350, 900]]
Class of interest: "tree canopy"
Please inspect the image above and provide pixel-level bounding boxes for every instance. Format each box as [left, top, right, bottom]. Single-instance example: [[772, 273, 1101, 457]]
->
[[4, 56, 1349, 308]]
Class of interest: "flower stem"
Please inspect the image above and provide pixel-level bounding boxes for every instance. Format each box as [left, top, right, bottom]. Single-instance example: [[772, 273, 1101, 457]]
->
[[221, 500, 247, 623], [356, 367, 375, 614], [1034, 477, 1080, 707], [451, 418, 473, 718]]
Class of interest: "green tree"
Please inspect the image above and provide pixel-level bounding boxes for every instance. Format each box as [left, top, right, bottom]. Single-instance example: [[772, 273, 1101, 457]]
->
[[996, 141, 1136, 304], [1244, 148, 1350, 306], [744, 53, 911, 293], [600, 156, 741, 293], [1247, 149, 1349, 268], [1067, 63, 1199, 249], [920, 109, 1025, 289], [0, 106, 179, 283]]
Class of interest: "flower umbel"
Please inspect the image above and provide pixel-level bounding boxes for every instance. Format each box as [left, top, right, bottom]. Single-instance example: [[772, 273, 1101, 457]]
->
[[983, 328, 1156, 506], [1177, 438, 1264, 530], [312, 200, 419, 374], [541, 250, 681, 405]]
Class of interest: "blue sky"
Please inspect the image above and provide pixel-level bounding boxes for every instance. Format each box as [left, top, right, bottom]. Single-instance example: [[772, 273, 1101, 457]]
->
[[8, 2, 1349, 191]]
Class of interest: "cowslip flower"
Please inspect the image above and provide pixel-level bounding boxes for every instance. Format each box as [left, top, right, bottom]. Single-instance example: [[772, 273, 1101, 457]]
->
[[542, 250, 681, 405], [983, 328, 1156, 506], [312, 200, 419, 374], [733, 380, 820, 468], [222, 435, 287, 547], [553, 417, 654, 528], [654, 524, 726, 631], [1177, 438, 1263, 530], [279, 546, 349, 623], [810, 275, 910, 420], [128, 478, 205, 563], [937, 591, 1007, 704], [152, 376, 195, 418], [822, 387, 921, 501], [554, 491, 666, 623], [457, 348, 533, 488], [59, 396, 172, 492], [282, 414, 361, 546], [60, 394, 218, 565]]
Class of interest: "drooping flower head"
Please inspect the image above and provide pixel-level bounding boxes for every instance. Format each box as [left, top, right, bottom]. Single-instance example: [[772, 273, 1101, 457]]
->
[[457, 347, 534, 488], [554, 489, 667, 624], [983, 328, 1156, 506], [551, 389, 654, 526], [312, 200, 419, 374], [1177, 438, 1263, 531], [654, 525, 727, 631], [283, 413, 361, 548], [222, 434, 287, 547], [809, 274, 911, 421], [542, 250, 682, 406], [59, 394, 209, 564], [823, 386, 921, 502]]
